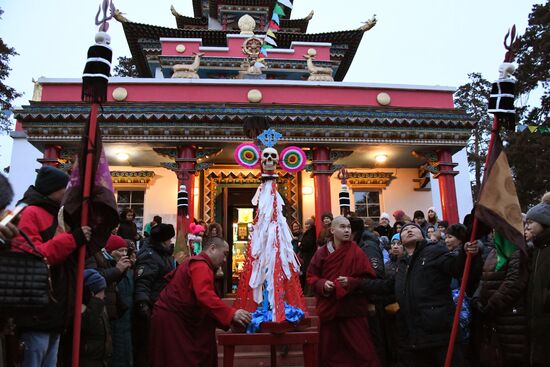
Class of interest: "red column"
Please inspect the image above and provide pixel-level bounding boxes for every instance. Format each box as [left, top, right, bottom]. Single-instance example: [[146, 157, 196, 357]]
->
[[41, 145, 62, 167], [437, 150, 459, 225], [312, 147, 332, 236], [175, 145, 196, 261]]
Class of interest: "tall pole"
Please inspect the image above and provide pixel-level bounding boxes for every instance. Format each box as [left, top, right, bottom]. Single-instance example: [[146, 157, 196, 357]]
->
[[444, 115, 499, 367], [72, 103, 99, 366]]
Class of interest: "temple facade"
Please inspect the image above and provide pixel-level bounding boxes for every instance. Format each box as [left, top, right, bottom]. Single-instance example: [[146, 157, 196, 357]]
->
[[10, 0, 473, 292]]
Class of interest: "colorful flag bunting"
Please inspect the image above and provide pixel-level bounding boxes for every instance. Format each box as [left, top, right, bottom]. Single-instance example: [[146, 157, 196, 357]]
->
[[267, 29, 277, 38], [268, 21, 280, 31], [516, 125, 528, 132], [528, 125, 538, 133], [264, 36, 277, 47], [539, 126, 549, 133], [263, 44, 274, 49], [277, 0, 293, 9], [271, 13, 280, 25], [274, 3, 285, 16]]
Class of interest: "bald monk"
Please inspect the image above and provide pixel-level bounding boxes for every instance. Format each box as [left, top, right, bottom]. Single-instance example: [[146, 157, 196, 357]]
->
[[149, 237, 251, 366], [307, 216, 381, 367]]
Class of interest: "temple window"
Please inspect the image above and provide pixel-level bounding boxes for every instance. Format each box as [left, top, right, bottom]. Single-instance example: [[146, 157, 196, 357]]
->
[[116, 189, 145, 232], [353, 190, 381, 222]]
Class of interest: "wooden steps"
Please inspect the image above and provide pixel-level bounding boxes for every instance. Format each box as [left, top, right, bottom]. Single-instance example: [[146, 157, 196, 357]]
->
[[217, 297, 318, 366]]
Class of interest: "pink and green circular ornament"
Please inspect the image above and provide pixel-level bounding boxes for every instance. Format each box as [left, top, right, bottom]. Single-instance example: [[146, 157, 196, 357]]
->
[[280, 146, 306, 172], [234, 143, 261, 168]]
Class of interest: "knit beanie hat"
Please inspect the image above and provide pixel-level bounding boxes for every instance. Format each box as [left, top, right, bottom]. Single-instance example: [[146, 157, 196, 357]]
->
[[84, 269, 107, 295], [189, 222, 205, 235], [526, 192, 550, 228], [427, 207, 436, 214], [413, 210, 425, 219], [391, 233, 401, 242], [0, 174, 14, 211], [151, 223, 176, 242], [321, 212, 334, 221], [446, 223, 468, 243], [392, 210, 405, 220], [380, 212, 391, 221], [34, 166, 69, 196], [400, 222, 424, 237], [105, 235, 128, 253]]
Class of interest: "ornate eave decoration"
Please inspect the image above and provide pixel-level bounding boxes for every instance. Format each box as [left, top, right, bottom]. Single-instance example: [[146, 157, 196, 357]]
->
[[202, 169, 299, 224], [111, 170, 156, 185], [346, 171, 395, 189]]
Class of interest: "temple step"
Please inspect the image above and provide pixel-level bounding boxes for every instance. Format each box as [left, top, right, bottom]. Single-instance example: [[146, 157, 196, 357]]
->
[[216, 298, 318, 366]]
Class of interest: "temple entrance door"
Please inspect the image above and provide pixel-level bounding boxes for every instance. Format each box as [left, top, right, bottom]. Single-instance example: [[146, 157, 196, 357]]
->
[[214, 187, 257, 295]]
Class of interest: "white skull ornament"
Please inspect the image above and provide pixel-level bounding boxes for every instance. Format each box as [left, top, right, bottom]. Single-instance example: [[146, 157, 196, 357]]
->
[[261, 147, 279, 171]]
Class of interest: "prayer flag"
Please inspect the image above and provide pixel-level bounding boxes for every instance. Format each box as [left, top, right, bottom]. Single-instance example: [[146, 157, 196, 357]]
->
[[277, 0, 293, 9], [516, 124, 527, 132], [528, 125, 538, 133], [271, 13, 280, 25], [273, 3, 285, 16], [264, 36, 277, 47], [266, 29, 277, 38], [268, 21, 280, 31]]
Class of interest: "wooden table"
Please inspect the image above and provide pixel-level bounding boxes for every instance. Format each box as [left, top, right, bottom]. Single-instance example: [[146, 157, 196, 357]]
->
[[217, 319, 319, 367]]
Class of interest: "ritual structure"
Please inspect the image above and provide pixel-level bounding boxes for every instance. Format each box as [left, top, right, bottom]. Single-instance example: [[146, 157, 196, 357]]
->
[[11, 0, 474, 294]]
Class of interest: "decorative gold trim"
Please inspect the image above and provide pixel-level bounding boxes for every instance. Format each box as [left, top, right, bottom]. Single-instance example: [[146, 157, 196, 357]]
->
[[111, 171, 155, 186], [346, 171, 395, 188]]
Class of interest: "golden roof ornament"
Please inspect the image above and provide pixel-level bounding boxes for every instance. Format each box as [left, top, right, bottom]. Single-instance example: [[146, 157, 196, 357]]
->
[[170, 5, 182, 17], [305, 10, 314, 21], [238, 14, 256, 35], [358, 14, 377, 32], [113, 9, 130, 23]]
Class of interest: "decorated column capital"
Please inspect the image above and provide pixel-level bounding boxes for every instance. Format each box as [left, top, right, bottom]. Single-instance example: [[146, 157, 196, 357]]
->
[[38, 145, 63, 167]]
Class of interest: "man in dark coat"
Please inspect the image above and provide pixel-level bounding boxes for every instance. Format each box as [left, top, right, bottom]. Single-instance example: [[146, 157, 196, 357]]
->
[[12, 166, 92, 367], [394, 223, 479, 365], [149, 237, 251, 366], [133, 223, 176, 367]]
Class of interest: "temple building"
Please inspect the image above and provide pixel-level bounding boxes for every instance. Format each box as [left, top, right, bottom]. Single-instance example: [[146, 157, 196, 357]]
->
[[10, 0, 473, 293]]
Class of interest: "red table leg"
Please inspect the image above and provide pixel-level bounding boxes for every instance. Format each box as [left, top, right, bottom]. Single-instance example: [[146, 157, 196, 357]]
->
[[223, 345, 235, 367], [303, 343, 316, 367]]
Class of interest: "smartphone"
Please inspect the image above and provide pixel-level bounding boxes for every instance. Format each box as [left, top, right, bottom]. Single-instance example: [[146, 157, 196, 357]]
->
[[0, 203, 28, 226], [126, 247, 134, 257]]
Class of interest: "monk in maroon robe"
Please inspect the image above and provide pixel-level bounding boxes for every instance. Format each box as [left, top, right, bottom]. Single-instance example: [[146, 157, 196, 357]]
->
[[149, 237, 251, 366], [307, 216, 381, 367]]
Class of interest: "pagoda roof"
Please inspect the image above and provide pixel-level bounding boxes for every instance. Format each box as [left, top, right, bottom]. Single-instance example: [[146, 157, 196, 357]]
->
[[120, 20, 366, 80], [173, 11, 209, 29]]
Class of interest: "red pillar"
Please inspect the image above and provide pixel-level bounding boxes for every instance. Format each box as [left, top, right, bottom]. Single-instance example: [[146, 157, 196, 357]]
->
[[41, 145, 62, 167], [437, 150, 459, 225], [175, 145, 196, 262], [312, 147, 332, 236]]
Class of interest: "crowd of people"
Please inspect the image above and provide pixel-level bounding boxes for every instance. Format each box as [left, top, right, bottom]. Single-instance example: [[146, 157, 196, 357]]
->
[[0, 166, 549, 367]]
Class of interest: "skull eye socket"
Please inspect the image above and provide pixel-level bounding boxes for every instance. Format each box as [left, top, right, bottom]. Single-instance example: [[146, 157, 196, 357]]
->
[[263, 153, 270, 158], [270, 153, 277, 159]]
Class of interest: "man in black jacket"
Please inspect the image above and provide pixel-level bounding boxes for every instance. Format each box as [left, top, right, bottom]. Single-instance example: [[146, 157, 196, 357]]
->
[[396, 223, 479, 366], [133, 223, 176, 367]]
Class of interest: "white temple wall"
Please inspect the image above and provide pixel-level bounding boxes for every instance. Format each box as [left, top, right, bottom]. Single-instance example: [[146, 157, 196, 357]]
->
[[7, 135, 41, 206]]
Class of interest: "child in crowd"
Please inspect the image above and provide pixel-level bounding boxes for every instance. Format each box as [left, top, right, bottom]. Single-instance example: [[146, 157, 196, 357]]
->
[[188, 222, 205, 255], [81, 269, 112, 367]]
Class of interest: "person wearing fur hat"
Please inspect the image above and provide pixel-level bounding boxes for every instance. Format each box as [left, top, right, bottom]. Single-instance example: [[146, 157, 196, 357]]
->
[[80, 269, 112, 367], [133, 223, 176, 367], [413, 210, 429, 234], [188, 222, 205, 255], [525, 192, 550, 366], [13, 166, 92, 367]]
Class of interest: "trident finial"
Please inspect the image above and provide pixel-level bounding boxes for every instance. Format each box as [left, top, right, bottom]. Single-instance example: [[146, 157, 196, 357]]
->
[[337, 167, 349, 184], [95, 0, 116, 32], [503, 25, 520, 62]]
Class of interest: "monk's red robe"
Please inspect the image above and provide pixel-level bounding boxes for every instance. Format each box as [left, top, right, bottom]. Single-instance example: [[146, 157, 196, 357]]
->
[[149, 252, 235, 366], [307, 240, 381, 367]]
